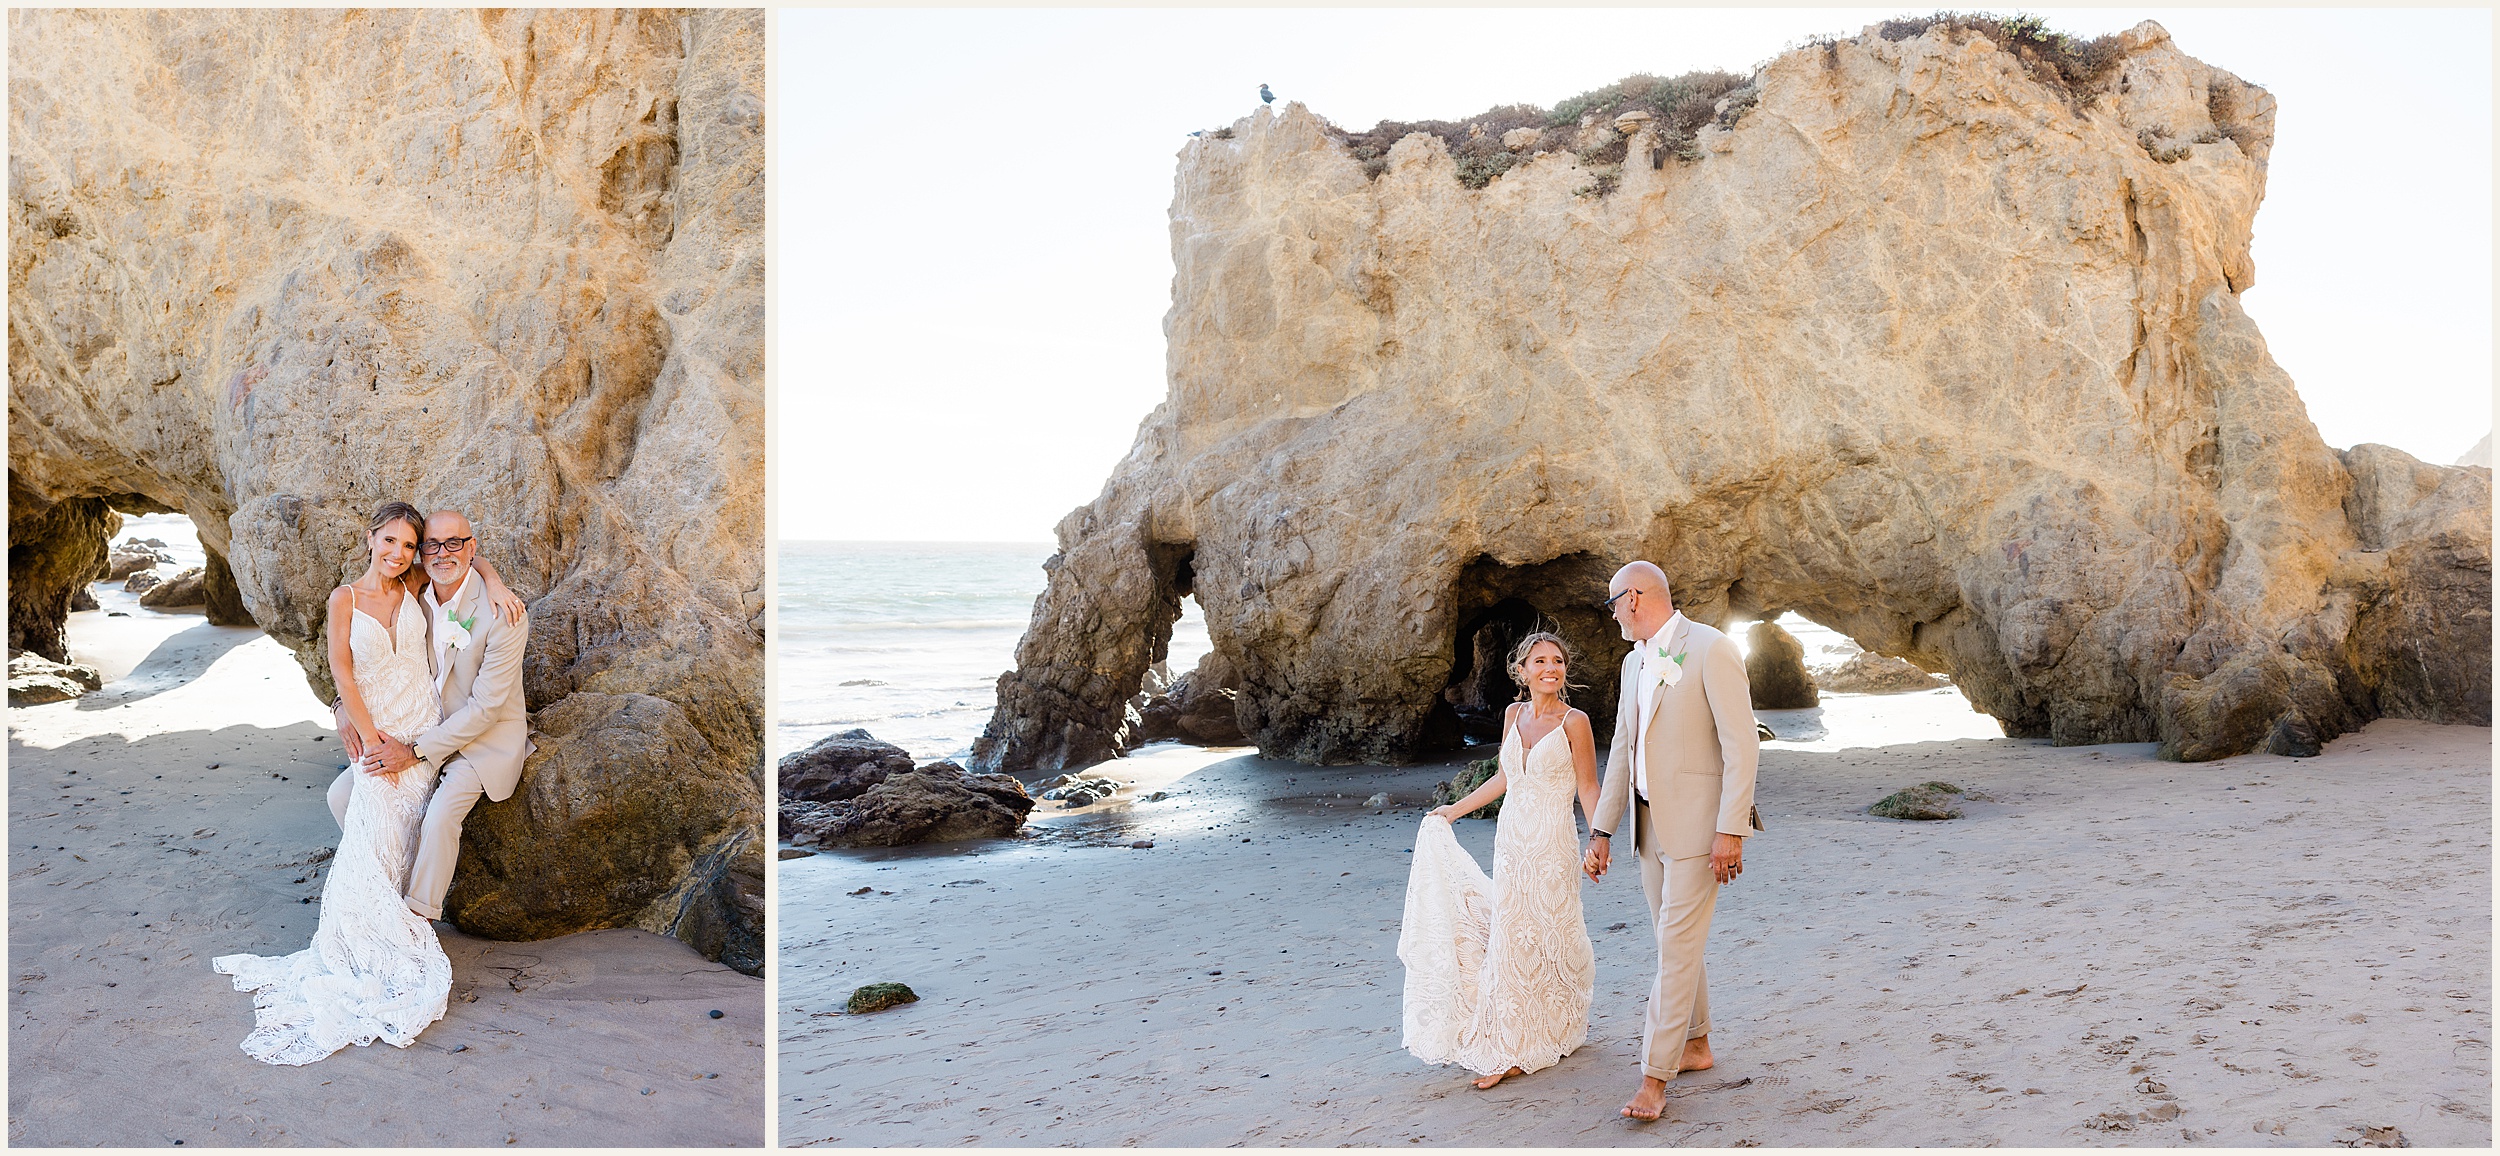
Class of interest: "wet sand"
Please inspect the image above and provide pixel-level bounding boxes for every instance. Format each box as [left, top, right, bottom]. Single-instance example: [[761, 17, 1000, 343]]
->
[[8, 587, 764, 1146], [781, 717, 2490, 1147]]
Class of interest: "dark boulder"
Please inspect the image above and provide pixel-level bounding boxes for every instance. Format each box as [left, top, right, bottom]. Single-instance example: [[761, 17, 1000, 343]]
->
[[779, 728, 915, 803], [7, 487, 118, 662], [1745, 618, 1818, 709], [784, 760, 1035, 848], [1135, 652, 1246, 745], [202, 548, 253, 626]]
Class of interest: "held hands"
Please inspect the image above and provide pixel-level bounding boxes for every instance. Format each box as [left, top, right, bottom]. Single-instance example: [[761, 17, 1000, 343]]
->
[[1710, 832, 1745, 884], [365, 734, 422, 780], [1582, 836, 1611, 882]]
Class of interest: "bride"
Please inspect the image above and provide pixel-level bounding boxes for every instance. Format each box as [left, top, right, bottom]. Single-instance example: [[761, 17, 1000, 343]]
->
[[1399, 631, 1602, 1088], [212, 501, 519, 1066]]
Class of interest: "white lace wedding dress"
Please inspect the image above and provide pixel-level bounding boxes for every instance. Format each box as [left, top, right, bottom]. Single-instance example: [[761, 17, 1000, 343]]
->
[[213, 590, 452, 1065], [1398, 719, 1596, 1076]]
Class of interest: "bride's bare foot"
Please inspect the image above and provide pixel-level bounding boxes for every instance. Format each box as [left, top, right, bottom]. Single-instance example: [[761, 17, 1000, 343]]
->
[[1680, 1035, 1715, 1073], [1622, 1076, 1669, 1120], [1473, 1066, 1524, 1090]]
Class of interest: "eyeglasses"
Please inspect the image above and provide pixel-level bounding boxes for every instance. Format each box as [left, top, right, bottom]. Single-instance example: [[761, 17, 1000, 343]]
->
[[419, 536, 474, 556], [1600, 589, 1634, 614]]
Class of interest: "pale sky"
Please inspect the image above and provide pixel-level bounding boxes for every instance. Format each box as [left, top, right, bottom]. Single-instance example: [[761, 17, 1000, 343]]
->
[[780, 8, 2493, 543]]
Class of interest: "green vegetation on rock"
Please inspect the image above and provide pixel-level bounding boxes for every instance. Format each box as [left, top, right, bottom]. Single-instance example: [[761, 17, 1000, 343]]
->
[[1430, 757, 1505, 820], [1869, 780, 1967, 820], [848, 982, 920, 1014]]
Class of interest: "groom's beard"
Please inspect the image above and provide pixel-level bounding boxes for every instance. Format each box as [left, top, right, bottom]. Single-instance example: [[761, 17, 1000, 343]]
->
[[428, 560, 470, 602]]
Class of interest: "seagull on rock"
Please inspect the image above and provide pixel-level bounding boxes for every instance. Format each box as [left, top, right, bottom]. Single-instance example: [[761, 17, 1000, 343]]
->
[[1259, 83, 1275, 105]]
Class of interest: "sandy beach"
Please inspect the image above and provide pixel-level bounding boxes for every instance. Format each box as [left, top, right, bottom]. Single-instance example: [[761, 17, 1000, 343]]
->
[[8, 586, 764, 1146], [782, 709, 2490, 1147]]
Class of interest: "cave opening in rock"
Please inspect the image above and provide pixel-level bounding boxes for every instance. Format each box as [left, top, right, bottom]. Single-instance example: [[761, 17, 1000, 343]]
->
[[1124, 542, 1247, 748], [1431, 553, 1628, 753]]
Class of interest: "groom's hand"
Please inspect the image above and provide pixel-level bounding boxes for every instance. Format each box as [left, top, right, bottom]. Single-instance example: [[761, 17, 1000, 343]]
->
[[1710, 833, 1745, 884], [1583, 836, 1611, 881], [373, 735, 421, 777]]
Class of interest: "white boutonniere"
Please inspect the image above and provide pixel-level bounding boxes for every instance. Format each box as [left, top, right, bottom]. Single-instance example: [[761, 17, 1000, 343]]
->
[[443, 611, 476, 651], [1654, 645, 1686, 689]]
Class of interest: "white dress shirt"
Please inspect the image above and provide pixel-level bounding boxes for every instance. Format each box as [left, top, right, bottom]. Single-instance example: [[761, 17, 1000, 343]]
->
[[1632, 612, 1686, 803], [421, 569, 475, 697]]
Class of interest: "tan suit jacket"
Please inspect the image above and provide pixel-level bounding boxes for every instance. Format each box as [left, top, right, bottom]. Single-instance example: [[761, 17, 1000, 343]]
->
[[414, 577, 531, 801], [1595, 615, 1760, 861]]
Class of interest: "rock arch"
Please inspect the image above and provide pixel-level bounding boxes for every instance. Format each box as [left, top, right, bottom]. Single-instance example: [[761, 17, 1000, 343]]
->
[[7, 9, 765, 971], [974, 22, 2490, 775]]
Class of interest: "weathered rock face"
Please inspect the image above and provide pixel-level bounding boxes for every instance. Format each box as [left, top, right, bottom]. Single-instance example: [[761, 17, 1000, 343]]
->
[[107, 539, 173, 580], [1135, 652, 1249, 746], [8, 10, 764, 969], [8, 650, 102, 705], [976, 21, 2491, 774], [138, 565, 205, 608], [778, 728, 915, 803], [200, 548, 251, 626], [783, 762, 1036, 849], [8, 488, 120, 660], [1746, 620, 1818, 709]]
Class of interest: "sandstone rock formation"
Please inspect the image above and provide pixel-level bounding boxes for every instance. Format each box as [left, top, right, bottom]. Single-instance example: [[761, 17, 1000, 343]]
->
[[8, 650, 102, 706], [783, 761, 1035, 849], [977, 20, 2491, 774], [9, 10, 764, 970], [107, 539, 172, 580], [1814, 652, 1950, 695], [1746, 619, 1818, 709], [138, 565, 205, 608]]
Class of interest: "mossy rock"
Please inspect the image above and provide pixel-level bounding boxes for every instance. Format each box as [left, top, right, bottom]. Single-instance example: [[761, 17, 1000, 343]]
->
[[1870, 781, 1965, 820], [848, 982, 920, 1014], [1429, 758, 1504, 820]]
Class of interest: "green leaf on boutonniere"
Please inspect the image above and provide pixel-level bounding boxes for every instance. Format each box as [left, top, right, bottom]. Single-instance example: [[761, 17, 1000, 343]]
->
[[452, 611, 475, 632]]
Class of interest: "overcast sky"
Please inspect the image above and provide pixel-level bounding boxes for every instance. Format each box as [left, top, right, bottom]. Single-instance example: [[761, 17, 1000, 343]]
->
[[779, 8, 2493, 543]]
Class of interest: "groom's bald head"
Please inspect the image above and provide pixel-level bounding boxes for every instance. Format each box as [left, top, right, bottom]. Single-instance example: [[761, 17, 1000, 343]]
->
[[1608, 560, 1675, 642]]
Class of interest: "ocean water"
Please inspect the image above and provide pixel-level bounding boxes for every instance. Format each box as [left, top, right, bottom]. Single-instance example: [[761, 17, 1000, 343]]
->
[[777, 542, 2003, 766], [776, 542, 1209, 763]]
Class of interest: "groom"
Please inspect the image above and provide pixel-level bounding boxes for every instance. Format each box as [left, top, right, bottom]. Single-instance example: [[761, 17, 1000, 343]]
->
[[329, 508, 531, 921], [1584, 560, 1759, 1121]]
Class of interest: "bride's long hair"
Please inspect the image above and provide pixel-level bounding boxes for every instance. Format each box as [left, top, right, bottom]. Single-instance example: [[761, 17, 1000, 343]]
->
[[1507, 629, 1585, 706]]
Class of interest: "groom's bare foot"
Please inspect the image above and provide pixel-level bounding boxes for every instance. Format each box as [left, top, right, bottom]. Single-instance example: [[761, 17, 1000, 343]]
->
[[1473, 1066, 1524, 1090], [1680, 1035, 1715, 1073], [1622, 1076, 1670, 1120]]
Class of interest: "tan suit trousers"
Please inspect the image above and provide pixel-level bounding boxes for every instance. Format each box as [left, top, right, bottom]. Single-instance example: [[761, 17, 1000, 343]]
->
[[1637, 797, 1717, 1082], [327, 753, 490, 920]]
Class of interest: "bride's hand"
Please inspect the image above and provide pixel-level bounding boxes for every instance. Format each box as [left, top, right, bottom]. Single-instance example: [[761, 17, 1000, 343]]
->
[[473, 559, 527, 622]]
